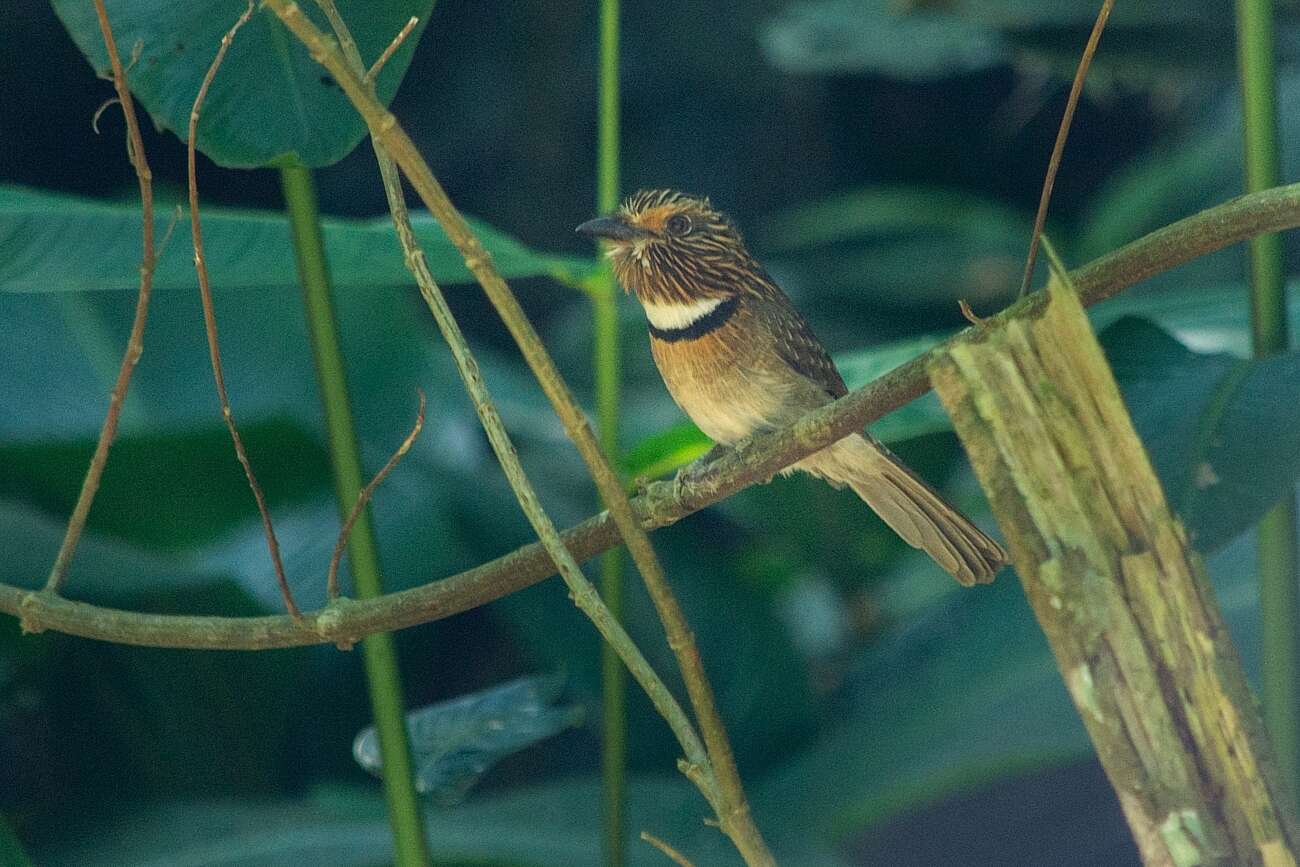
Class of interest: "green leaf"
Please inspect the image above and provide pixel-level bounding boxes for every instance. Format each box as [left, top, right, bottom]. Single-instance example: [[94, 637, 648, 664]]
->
[[1101, 317, 1300, 552], [621, 425, 711, 480], [0, 421, 330, 551], [355, 674, 584, 806], [1089, 281, 1300, 358], [0, 498, 225, 602], [0, 186, 593, 294], [0, 281, 538, 608], [51, 0, 433, 168]]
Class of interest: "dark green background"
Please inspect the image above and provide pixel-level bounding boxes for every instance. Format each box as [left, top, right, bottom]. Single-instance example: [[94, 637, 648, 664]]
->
[[3, 1, 1299, 864]]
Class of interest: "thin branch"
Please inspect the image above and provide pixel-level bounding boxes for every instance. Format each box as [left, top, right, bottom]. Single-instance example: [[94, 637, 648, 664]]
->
[[6, 181, 1300, 646], [310, 0, 717, 807], [1018, 0, 1113, 298], [45, 0, 157, 596], [270, 4, 768, 859], [640, 831, 695, 867], [186, 1, 301, 618], [326, 390, 426, 601], [365, 16, 418, 84]]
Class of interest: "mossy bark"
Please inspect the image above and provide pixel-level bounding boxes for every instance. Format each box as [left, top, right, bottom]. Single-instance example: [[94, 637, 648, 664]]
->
[[930, 278, 1297, 867]]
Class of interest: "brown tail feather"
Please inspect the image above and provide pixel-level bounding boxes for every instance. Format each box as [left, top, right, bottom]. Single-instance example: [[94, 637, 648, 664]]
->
[[794, 433, 1006, 586]]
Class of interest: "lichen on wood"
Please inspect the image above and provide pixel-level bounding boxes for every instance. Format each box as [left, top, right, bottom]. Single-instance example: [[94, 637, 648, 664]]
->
[[930, 275, 1297, 866]]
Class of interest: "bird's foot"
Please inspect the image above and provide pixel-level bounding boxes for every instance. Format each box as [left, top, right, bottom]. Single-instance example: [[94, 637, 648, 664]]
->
[[672, 443, 731, 497]]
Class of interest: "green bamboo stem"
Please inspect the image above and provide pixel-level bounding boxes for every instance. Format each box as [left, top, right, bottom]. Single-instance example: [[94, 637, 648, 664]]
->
[[279, 164, 431, 866], [931, 260, 1298, 863], [594, 0, 627, 863], [1236, 0, 1300, 806]]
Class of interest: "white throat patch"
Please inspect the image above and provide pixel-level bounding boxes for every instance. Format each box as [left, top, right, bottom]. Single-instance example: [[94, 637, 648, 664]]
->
[[641, 297, 726, 331]]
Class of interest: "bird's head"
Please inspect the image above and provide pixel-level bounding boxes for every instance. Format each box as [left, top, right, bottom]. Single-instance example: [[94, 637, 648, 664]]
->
[[576, 189, 753, 304]]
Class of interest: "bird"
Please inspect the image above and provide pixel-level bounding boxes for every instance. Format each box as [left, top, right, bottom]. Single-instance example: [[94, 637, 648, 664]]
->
[[576, 188, 1006, 586]]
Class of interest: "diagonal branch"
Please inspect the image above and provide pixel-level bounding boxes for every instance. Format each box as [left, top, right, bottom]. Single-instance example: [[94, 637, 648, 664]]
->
[[6, 179, 1300, 648], [326, 389, 426, 601], [269, 3, 770, 860], [1018, 0, 1113, 298], [45, 0, 157, 595], [187, 2, 300, 618], [309, 0, 715, 806]]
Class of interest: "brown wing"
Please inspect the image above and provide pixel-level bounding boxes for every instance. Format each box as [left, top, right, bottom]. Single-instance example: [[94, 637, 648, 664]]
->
[[749, 290, 848, 400]]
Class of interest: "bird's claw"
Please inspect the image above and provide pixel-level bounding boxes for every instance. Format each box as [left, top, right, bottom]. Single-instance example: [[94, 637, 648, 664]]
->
[[672, 444, 731, 497]]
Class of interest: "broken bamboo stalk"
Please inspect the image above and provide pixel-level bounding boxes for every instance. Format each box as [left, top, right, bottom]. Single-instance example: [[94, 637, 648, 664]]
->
[[930, 276, 1297, 866]]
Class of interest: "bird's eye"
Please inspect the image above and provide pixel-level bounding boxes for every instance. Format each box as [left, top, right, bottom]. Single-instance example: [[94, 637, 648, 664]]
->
[[665, 213, 692, 236]]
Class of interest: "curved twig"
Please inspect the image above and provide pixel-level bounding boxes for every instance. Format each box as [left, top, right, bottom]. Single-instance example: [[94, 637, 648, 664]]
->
[[186, 2, 300, 618], [1018, 0, 1114, 298], [326, 390, 426, 600], [45, 0, 158, 595]]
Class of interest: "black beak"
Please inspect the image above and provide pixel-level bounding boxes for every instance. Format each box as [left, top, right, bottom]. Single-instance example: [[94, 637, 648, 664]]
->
[[575, 215, 644, 241]]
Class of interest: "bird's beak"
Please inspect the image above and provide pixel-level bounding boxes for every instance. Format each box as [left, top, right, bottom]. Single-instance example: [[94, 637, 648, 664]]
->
[[575, 215, 645, 241]]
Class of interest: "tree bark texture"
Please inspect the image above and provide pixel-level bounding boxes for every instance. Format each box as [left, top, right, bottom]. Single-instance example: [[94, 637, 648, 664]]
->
[[929, 278, 1297, 867]]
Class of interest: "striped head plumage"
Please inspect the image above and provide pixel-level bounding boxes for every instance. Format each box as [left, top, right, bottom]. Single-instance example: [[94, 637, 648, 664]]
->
[[576, 189, 768, 306]]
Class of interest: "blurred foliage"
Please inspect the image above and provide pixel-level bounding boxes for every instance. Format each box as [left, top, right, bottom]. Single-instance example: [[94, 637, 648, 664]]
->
[[760, 0, 1295, 85], [3, 1, 1299, 866]]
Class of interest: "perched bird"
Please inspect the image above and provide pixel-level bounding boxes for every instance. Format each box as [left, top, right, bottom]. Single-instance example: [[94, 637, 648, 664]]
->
[[577, 189, 1006, 585]]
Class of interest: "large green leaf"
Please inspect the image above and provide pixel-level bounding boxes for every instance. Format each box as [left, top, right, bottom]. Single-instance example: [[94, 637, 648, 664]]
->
[[1104, 317, 1300, 551], [1090, 282, 1300, 357], [0, 422, 330, 551], [51, 0, 433, 168], [0, 186, 592, 294], [0, 278, 556, 608]]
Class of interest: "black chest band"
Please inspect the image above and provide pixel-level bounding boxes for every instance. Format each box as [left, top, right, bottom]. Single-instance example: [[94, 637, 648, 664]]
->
[[647, 296, 740, 343]]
